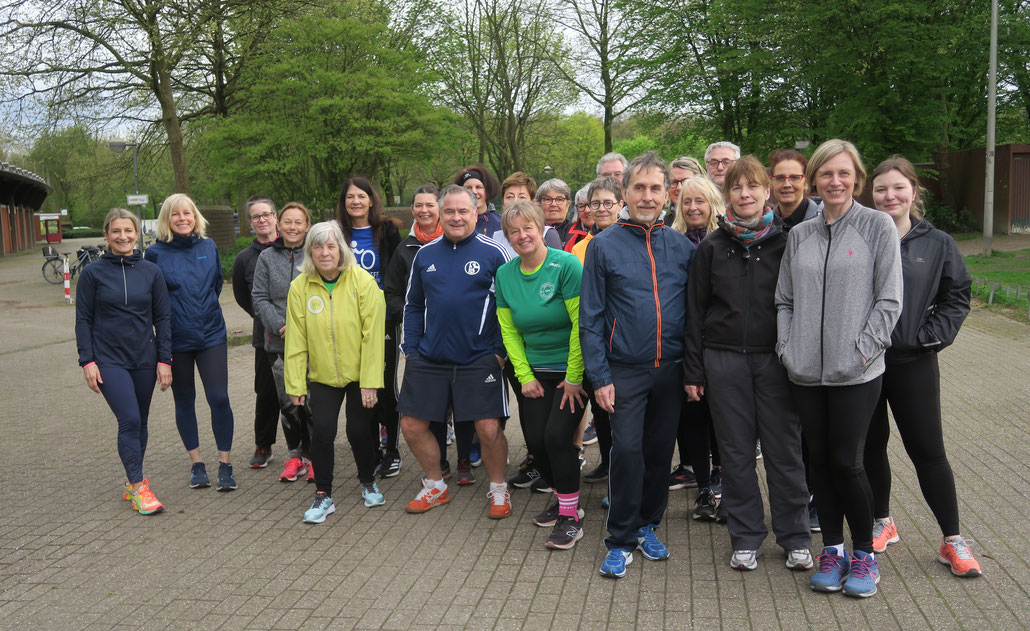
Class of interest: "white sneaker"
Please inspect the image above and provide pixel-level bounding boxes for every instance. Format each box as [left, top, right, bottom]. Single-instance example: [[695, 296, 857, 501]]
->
[[786, 548, 814, 570], [730, 549, 760, 571]]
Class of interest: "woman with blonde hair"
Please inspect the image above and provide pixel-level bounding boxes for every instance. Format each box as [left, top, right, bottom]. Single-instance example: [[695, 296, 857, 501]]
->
[[775, 140, 902, 597], [145, 194, 238, 491], [864, 156, 980, 576], [76, 208, 172, 514], [285, 221, 386, 523]]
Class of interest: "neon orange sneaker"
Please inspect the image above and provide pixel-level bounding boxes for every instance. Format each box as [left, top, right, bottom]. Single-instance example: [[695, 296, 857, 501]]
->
[[872, 516, 900, 553], [130, 479, 164, 515], [406, 479, 450, 513], [488, 485, 511, 519], [123, 482, 132, 501], [939, 537, 982, 577]]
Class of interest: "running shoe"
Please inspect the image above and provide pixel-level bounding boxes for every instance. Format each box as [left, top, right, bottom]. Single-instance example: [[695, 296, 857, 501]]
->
[[470, 441, 483, 468], [188, 462, 210, 489], [582, 422, 598, 445], [122, 482, 132, 501], [216, 462, 238, 491], [692, 488, 717, 521], [545, 515, 583, 550], [636, 524, 670, 560], [601, 495, 610, 509], [668, 464, 697, 490], [808, 498, 821, 533], [599, 549, 632, 578], [583, 462, 609, 483], [530, 477, 552, 493], [361, 482, 385, 507], [378, 450, 402, 478], [129, 479, 164, 515], [446, 422, 454, 446], [379, 425, 388, 448], [487, 485, 512, 519], [511, 466, 542, 489], [303, 492, 335, 523], [810, 547, 849, 592], [280, 457, 308, 482], [406, 479, 450, 513], [938, 537, 982, 577], [755, 440, 763, 460], [730, 549, 759, 571], [532, 502, 585, 527], [786, 548, 815, 571], [249, 446, 273, 469], [710, 466, 723, 499], [872, 516, 900, 553], [306, 461, 315, 483], [456, 458, 476, 485], [440, 459, 452, 479], [842, 550, 880, 598], [578, 447, 586, 470], [715, 500, 727, 524]]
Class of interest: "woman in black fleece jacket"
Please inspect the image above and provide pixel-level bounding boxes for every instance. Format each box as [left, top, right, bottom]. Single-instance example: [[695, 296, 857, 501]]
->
[[864, 156, 981, 577], [75, 209, 172, 515]]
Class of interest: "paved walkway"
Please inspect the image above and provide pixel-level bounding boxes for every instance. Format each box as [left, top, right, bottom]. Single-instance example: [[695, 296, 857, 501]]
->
[[0, 239, 1028, 630]]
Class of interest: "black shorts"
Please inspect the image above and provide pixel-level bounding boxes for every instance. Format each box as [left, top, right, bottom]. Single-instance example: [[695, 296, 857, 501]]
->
[[397, 353, 509, 423]]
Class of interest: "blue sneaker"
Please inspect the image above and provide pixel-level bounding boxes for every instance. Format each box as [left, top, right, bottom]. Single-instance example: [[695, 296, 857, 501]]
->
[[636, 524, 670, 560], [216, 462, 238, 491], [599, 549, 633, 578], [470, 441, 483, 468], [601, 495, 610, 509], [842, 550, 880, 598], [582, 422, 598, 445], [362, 482, 385, 507], [810, 547, 849, 592], [303, 492, 336, 523], [188, 462, 210, 489]]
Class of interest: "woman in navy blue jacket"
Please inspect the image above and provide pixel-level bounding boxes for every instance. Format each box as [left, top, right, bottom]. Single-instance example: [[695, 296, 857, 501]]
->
[[145, 194, 238, 491], [76, 208, 172, 515]]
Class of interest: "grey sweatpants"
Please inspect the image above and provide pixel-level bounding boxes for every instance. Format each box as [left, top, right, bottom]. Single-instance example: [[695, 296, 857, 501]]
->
[[704, 348, 810, 552]]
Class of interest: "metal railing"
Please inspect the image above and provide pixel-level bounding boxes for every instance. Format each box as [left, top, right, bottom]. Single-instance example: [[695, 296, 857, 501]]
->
[[971, 276, 1030, 319]]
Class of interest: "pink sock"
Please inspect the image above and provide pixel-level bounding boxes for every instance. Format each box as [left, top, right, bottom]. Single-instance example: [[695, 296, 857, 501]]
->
[[556, 492, 580, 520]]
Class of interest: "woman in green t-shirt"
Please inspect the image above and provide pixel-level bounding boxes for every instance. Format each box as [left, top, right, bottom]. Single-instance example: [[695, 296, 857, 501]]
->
[[495, 201, 587, 550]]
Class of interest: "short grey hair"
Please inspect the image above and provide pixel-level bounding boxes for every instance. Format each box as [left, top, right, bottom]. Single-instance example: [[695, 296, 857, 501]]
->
[[535, 178, 571, 202], [574, 184, 590, 205], [587, 176, 623, 203], [704, 141, 741, 162], [245, 195, 276, 217], [623, 150, 669, 189], [596, 152, 628, 176], [438, 184, 478, 211], [301, 221, 356, 277]]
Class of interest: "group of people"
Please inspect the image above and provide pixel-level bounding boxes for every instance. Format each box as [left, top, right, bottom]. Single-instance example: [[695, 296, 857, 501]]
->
[[75, 139, 982, 599]]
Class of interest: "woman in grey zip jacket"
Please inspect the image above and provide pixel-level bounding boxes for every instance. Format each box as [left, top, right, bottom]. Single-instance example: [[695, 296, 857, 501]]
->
[[252, 202, 312, 482], [774, 140, 902, 598], [862, 156, 981, 577]]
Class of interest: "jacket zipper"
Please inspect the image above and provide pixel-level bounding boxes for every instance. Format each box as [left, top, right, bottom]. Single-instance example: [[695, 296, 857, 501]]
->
[[644, 226, 662, 366], [328, 288, 342, 386], [120, 258, 128, 305], [741, 246, 750, 354], [819, 224, 832, 376]]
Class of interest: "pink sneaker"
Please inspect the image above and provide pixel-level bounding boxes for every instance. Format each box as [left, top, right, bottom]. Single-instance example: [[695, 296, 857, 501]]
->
[[280, 457, 309, 482]]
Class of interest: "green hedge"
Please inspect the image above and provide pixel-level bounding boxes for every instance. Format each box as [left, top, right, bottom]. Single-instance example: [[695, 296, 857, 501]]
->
[[61, 228, 105, 239], [221, 236, 255, 280]]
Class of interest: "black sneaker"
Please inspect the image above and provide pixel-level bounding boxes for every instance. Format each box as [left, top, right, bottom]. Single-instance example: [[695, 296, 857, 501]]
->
[[583, 462, 609, 483], [249, 446, 273, 469], [710, 466, 723, 499], [533, 502, 586, 527], [669, 464, 697, 490], [510, 465, 541, 488], [440, 459, 452, 479], [545, 515, 583, 550], [379, 450, 402, 478], [189, 462, 210, 489], [530, 477, 552, 493], [808, 498, 821, 533], [715, 500, 727, 524], [693, 488, 717, 521], [217, 462, 238, 491]]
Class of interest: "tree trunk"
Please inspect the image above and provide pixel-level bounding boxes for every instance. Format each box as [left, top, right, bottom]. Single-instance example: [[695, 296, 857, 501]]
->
[[156, 73, 191, 195]]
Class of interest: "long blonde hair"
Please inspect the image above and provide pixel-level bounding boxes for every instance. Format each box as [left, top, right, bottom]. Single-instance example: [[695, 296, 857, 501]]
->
[[156, 194, 208, 241], [672, 176, 722, 234]]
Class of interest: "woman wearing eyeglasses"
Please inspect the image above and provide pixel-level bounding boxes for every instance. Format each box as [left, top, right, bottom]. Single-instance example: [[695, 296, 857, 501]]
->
[[562, 185, 593, 254], [769, 150, 821, 232], [536, 179, 576, 246]]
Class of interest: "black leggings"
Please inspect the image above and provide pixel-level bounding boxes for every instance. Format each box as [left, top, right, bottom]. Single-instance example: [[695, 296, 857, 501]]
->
[[791, 377, 882, 553], [374, 323, 399, 452], [676, 397, 720, 489], [865, 353, 960, 536], [308, 381, 377, 494], [171, 344, 234, 452], [520, 372, 585, 494]]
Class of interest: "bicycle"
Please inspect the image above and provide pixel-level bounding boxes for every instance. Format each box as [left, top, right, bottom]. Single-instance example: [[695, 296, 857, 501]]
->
[[42, 245, 104, 284]]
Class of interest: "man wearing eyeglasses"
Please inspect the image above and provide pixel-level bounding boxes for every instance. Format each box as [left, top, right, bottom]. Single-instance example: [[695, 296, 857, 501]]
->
[[704, 141, 741, 188], [231, 195, 282, 469]]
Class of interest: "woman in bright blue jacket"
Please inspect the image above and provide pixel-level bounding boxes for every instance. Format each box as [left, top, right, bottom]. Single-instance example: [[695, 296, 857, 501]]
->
[[76, 208, 172, 515], [145, 194, 238, 492]]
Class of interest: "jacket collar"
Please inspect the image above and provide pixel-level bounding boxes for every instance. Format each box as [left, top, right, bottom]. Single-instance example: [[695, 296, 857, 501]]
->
[[614, 208, 667, 232], [168, 233, 201, 248], [271, 236, 303, 252]]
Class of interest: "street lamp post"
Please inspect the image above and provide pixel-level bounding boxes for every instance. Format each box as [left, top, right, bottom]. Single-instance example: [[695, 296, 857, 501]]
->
[[109, 141, 142, 220]]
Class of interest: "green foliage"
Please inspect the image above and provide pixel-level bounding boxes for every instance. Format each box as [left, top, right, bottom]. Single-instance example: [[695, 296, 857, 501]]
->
[[221, 236, 256, 280], [923, 201, 978, 234], [524, 112, 605, 189], [965, 249, 1030, 287]]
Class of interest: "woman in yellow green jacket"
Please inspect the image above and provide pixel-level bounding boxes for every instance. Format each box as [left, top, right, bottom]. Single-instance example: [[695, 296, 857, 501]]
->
[[285, 221, 386, 523]]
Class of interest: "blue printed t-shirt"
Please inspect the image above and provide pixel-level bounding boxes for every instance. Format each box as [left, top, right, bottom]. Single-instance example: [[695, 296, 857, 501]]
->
[[351, 226, 381, 288]]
